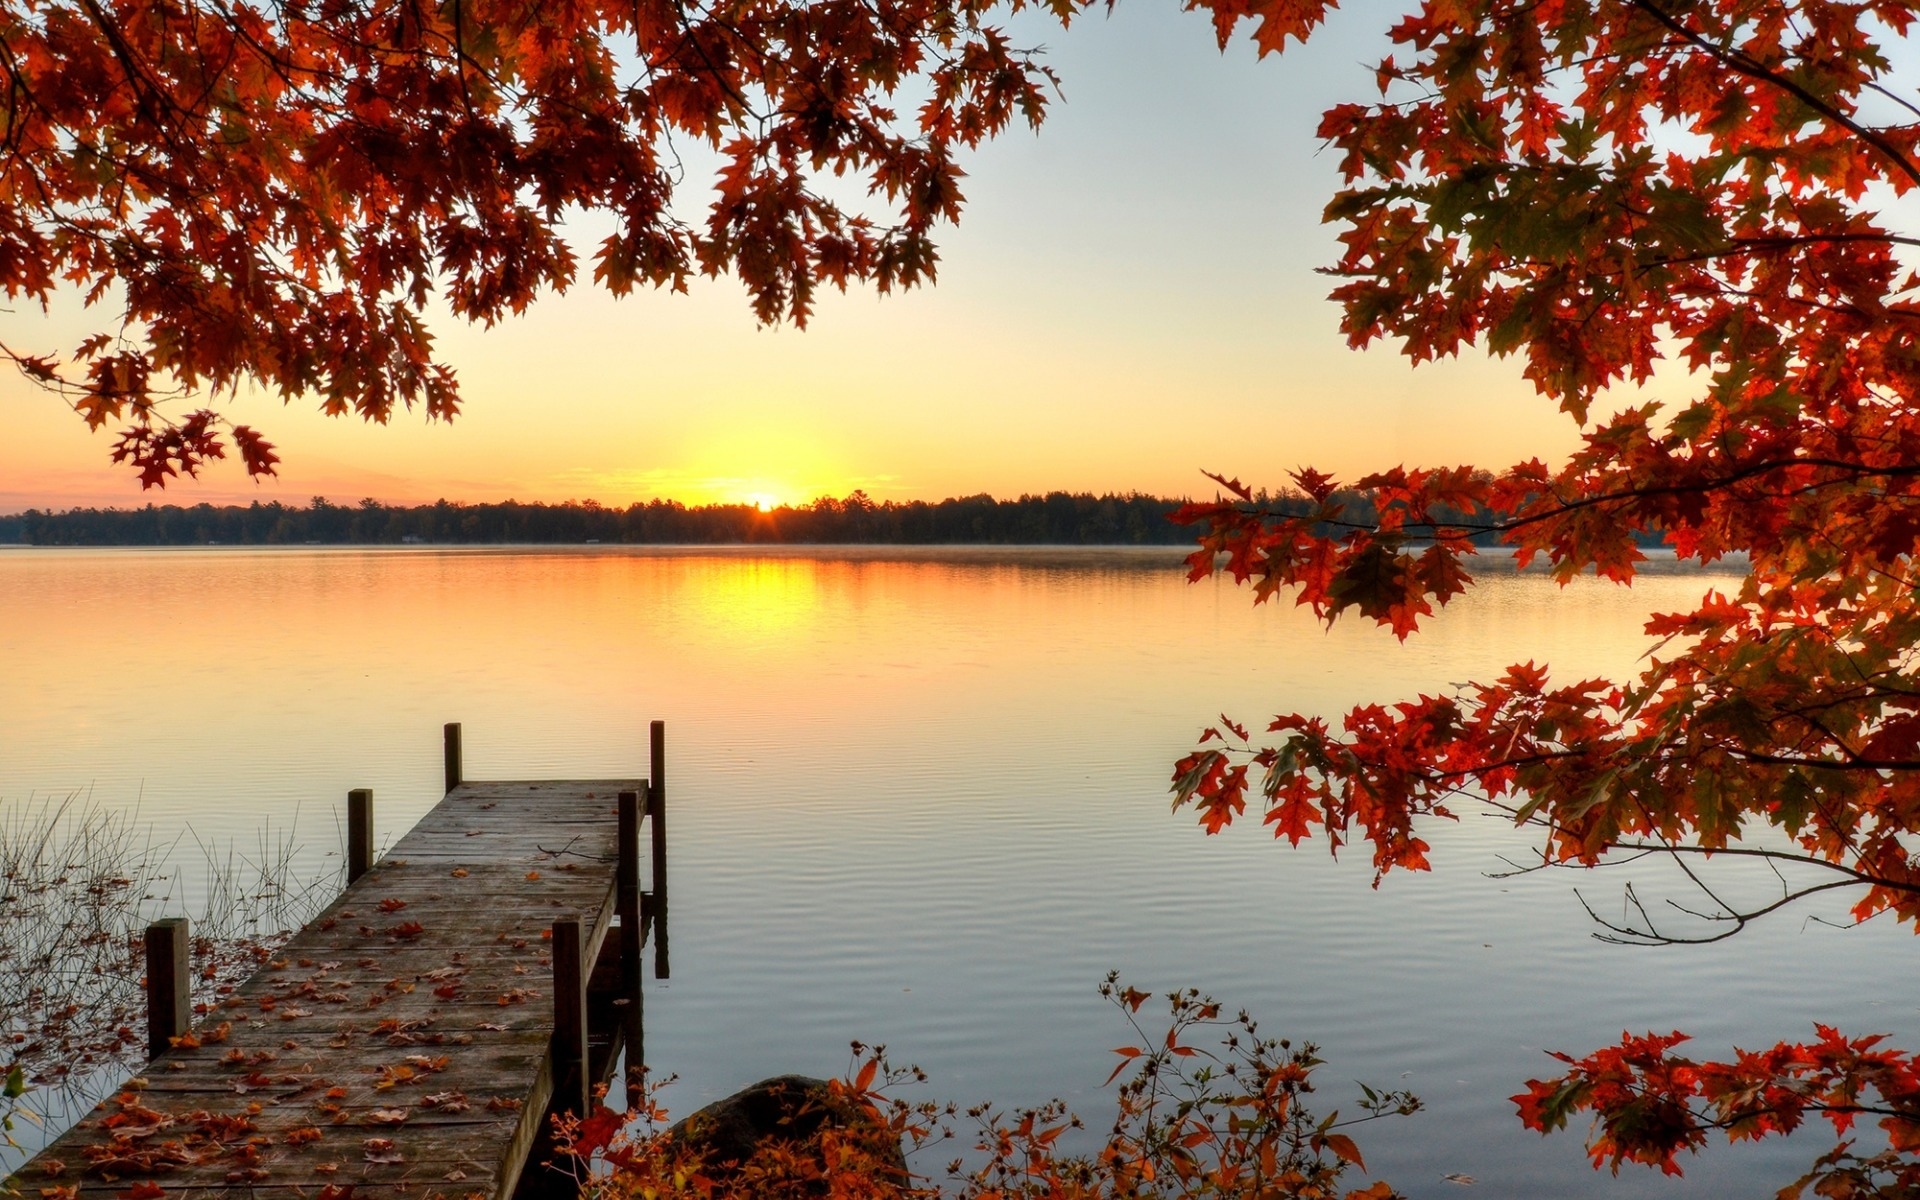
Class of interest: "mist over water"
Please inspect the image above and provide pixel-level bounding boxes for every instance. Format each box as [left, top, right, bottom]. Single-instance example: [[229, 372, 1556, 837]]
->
[[1, 545, 1906, 1197]]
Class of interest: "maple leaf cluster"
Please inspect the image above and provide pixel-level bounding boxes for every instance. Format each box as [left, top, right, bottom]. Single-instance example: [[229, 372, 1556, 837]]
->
[[5, 0, 1087, 482], [1160, 0, 1920, 1184], [1514, 1026, 1920, 1195]]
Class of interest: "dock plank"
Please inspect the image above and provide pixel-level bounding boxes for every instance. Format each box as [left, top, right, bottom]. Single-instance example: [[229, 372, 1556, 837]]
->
[[5, 778, 648, 1200]]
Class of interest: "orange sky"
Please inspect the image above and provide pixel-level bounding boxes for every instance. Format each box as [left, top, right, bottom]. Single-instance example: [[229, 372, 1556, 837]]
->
[[0, 5, 1635, 515]]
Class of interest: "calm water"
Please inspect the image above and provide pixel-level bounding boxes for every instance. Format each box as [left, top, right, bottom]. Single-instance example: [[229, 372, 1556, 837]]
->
[[2, 546, 1913, 1197]]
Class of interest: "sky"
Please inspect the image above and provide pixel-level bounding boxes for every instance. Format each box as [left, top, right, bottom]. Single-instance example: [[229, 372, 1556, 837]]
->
[[0, 3, 1609, 513]]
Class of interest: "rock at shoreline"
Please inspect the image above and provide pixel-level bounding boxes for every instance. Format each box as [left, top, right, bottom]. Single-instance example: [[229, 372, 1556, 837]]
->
[[669, 1074, 907, 1188]]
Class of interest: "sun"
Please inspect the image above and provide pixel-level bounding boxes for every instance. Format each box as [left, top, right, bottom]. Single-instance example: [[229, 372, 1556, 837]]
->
[[745, 493, 779, 513]]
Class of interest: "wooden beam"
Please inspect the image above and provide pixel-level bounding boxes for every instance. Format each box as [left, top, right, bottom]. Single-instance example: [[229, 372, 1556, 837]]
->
[[551, 917, 588, 1121], [616, 789, 643, 1106], [444, 722, 463, 794], [144, 918, 190, 1061], [618, 791, 642, 1004], [347, 788, 373, 883], [649, 721, 668, 980]]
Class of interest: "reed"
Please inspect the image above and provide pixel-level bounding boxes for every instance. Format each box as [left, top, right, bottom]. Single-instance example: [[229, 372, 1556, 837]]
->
[[0, 791, 340, 1171]]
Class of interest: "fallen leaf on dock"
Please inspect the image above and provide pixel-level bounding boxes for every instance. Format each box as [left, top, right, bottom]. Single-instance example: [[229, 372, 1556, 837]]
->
[[363, 1137, 405, 1163]]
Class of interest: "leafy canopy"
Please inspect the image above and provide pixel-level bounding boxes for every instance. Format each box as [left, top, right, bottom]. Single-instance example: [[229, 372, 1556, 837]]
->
[[3, 0, 1092, 485], [1169, 0, 1920, 1187]]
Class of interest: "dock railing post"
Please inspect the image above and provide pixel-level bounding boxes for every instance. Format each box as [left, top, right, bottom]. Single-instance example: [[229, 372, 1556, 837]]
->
[[617, 789, 644, 1104], [648, 720, 668, 980], [444, 722, 463, 794], [551, 917, 588, 1121], [347, 788, 374, 883], [145, 917, 190, 1060], [617, 790, 642, 1003]]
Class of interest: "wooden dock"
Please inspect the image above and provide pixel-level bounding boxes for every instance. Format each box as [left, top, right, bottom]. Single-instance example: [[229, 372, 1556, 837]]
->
[[3, 724, 668, 1200]]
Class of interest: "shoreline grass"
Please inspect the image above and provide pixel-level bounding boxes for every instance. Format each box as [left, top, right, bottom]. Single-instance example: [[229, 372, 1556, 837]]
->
[[0, 792, 340, 1173]]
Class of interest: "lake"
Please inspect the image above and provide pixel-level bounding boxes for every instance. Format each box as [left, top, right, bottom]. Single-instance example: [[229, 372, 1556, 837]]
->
[[2, 545, 1912, 1198]]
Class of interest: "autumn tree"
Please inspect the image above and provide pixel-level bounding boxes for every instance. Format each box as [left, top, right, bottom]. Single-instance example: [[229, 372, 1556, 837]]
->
[[1165, 0, 1920, 1190], [1, 0, 1087, 485]]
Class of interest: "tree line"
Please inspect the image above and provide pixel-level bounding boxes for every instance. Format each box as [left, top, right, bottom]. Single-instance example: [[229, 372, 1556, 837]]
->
[[3, 490, 1677, 548], [7, 492, 1198, 546]]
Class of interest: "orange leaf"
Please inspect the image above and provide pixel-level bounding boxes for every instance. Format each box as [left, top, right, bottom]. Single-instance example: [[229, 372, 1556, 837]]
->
[[1321, 1132, 1365, 1170]]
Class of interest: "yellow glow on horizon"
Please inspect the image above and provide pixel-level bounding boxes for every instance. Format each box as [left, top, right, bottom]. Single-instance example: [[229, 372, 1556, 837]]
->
[[655, 424, 858, 510]]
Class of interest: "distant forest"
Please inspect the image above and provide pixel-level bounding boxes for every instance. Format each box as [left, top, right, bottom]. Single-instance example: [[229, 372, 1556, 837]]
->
[[8, 492, 1203, 546], [1, 490, 1663, 548]]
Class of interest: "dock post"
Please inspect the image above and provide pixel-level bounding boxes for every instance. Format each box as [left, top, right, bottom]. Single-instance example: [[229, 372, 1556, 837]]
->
[[444, 722, 463, 794], [145, 917, 191, 1060], [551, 917, 588, 1121], [617, 791, 642, 1003], [617, 789, 644, 1104], [648, 721, 668, 979], [347, 788, 374, 883]]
